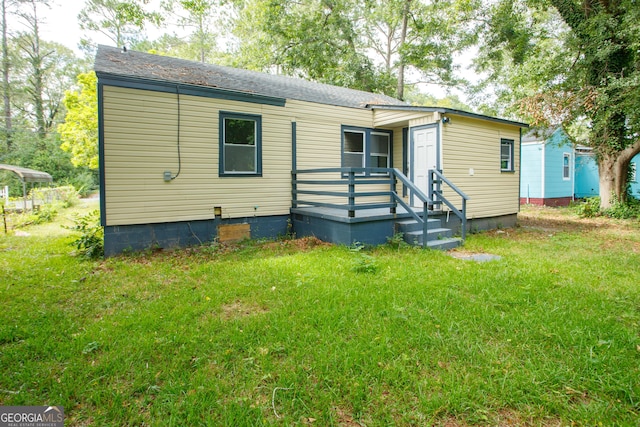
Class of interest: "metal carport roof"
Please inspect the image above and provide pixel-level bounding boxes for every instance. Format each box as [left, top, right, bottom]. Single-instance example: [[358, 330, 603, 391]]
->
[[0, 164, 53, 183]]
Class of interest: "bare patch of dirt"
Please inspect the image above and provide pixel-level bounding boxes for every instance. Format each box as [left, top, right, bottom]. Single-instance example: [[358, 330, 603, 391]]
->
[[518, 205, 639, 233], [332, 407, 362, 427], [219, 300, 269, 320], [262, 236, 332, 251]]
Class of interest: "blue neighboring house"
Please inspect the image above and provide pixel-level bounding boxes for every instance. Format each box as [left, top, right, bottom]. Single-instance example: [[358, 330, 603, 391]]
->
[[521, 127, 640, 206], [520, 128, 575, 206], [574, 148, 640, 199]]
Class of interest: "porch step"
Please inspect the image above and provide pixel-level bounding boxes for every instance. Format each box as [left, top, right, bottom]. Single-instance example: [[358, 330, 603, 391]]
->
[[395, 219, 462, 250]]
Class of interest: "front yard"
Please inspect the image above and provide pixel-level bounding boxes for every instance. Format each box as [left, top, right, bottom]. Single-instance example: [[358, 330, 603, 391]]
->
[[1, 202, 639, 426]]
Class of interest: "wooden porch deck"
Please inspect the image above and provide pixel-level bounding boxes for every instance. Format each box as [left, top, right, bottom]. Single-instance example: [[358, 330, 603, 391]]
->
[[290, 205, 425, 223]]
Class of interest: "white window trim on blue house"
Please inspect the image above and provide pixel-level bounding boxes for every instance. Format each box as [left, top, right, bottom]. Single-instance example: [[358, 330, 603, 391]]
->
[[563, 152, 571, 181]]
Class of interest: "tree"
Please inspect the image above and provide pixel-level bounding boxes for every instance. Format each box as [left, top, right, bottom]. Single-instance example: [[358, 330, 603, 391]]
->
[[11, 33, 80, 143], [1, 0, 14, 150], [475, 0, 640, 208], [231, 0, 392, 94], [13, 0, 49, 143], [78, 0, 162, 51], [229, 0, 476, 99], [58, 72, 98, 170], [363, 0, 477, 100], [160, 0, 224, 63]]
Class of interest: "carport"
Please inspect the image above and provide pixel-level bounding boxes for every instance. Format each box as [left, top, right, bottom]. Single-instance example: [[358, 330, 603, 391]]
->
[[0, 164, 53, 211]]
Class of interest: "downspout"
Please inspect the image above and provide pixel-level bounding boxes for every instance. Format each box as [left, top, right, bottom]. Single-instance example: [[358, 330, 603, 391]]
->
[[519, 128, 523, 209], [571, 148, 575, 201], [22, 179, 27, 211]]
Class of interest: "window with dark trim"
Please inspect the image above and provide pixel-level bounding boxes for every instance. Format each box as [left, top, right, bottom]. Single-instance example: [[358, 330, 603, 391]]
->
[[343, 130, 365, 168], [219, 112, 262, 176], [341, 126, 392, 173], [500, 139, 514, 172]]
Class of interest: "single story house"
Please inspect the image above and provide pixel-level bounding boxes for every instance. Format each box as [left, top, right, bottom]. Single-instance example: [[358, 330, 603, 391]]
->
[[575, 148, 639, 199], [95, 45, 528, 256], [520, 128, 640, 205]]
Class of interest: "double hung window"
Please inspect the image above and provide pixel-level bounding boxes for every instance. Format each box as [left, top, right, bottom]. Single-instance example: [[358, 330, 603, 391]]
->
[[220, 112, 262, 176], [563, 153, 571, 180], [501, 139, 514, 172], [342, 127, 391, 173]]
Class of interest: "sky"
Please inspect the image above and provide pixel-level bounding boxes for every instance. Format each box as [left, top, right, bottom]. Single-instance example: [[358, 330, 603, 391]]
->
[[38, 0, 87, 53]]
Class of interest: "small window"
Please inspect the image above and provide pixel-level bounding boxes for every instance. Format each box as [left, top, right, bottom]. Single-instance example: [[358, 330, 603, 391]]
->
[[220, 112, 261, 176], [370, 132, 390, 172], [501, 139, 514, 172], [343, 130, 365, 168], [342, 127, 392, 174], [563, 153, 571, 180], [631, 162, 637, 182]]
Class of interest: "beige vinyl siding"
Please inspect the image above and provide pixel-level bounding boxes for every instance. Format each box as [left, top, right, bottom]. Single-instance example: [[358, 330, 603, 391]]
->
[[103, 86, 293, 226], [408, 113, 439, 128], [391, 126, 404, 171], [292, 99, 373, 171], [103, 87, 388, 226], [441, 116, 521, 219], [293, 100, 393, 208], [374, 109, 426, 127]]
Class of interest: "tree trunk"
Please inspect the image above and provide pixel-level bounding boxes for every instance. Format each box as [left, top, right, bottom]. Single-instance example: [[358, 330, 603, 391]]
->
[[597, 140, 640, 209], [395, 0, 411, 100], [1, 0, 12, 150], [21, 0, 46, 145], [598, 154, 617, 209]]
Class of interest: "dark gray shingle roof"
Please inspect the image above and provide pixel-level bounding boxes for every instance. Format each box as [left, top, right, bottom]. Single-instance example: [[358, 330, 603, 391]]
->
[[94, 45, 406, 110]]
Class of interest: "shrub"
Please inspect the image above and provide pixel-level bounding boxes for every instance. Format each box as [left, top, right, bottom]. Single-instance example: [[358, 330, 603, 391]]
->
[[13, 203, 59, 228], [67, 210, 104, 259], [350, 242, 379, 274], [604, 196, 640, 219], [30, 186, 79, 208], [574, 197, 601, 218], [63, 171, 98, 198]]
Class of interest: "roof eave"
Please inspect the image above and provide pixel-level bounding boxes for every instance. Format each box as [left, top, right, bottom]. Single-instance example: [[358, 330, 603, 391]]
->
[[369, 104, 529, 128]]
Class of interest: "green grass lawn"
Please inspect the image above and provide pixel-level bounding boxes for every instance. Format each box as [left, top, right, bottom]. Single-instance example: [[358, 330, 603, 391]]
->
[[1, 202, 639, 426]]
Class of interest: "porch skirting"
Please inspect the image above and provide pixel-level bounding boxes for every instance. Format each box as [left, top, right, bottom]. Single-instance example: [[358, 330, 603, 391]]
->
[[104, 215, 290, 256], [103, 211, 518, 256]]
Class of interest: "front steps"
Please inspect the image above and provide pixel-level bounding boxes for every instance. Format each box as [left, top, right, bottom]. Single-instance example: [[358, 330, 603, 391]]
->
[[395, 217, 462, 250]]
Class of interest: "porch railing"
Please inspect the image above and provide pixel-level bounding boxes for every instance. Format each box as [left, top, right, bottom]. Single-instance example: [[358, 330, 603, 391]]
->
[[291, 167, 470, 245]]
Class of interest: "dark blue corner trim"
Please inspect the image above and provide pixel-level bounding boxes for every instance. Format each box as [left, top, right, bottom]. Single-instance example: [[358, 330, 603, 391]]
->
[[98, 82, 106, 227], [402, 127, 408, 197], [292, 121, 297, 171], [96, 72, 286, 107]]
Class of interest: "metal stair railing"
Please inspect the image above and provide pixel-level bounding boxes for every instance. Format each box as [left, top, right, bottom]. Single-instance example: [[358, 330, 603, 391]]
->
[[291, 167, 469, 247], [428, 169, 470, 241]]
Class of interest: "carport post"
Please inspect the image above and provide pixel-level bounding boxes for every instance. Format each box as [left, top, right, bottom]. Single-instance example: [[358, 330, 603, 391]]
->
[[22, 180, 27, 212]]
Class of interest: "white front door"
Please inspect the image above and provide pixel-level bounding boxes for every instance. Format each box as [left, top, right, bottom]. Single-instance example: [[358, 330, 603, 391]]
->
[[411, 125, 438, 207]]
